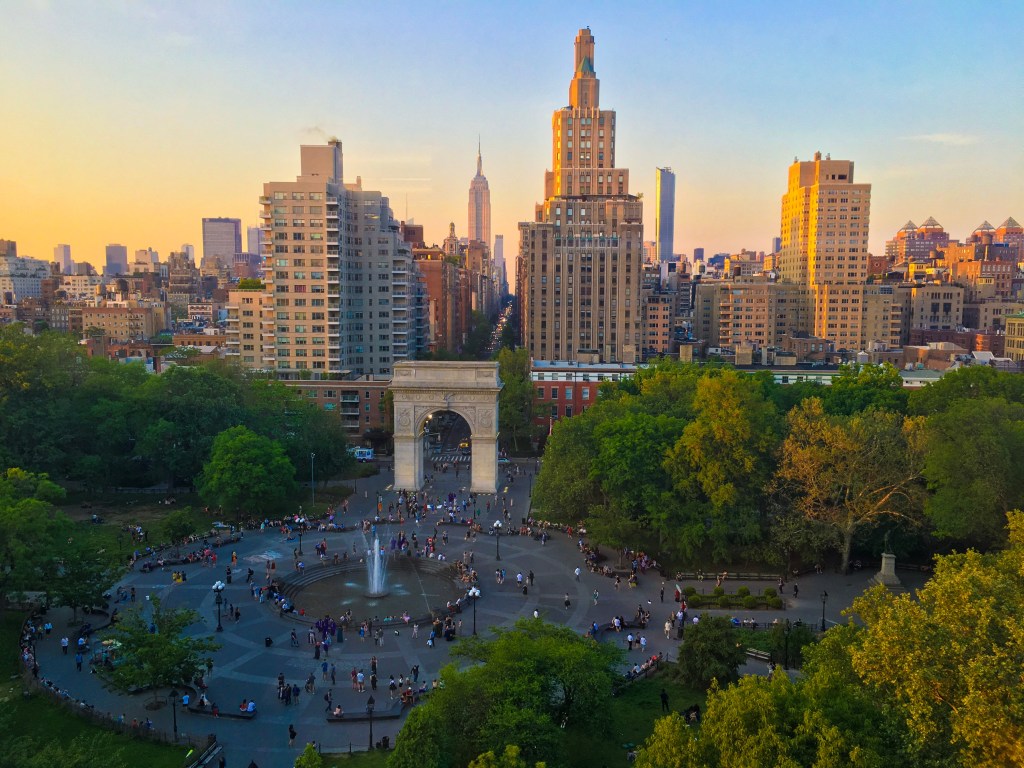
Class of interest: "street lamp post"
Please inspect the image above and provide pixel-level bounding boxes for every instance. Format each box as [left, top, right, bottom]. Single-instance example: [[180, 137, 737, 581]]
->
[[169, 688, 179, 741], [783, 619, 791, 670], [366, 695, 375, 750], [310, 453, 316, 508], [468, 586, 481, 635], [820, 591, 828, 633], [212, 581, 225, 632]]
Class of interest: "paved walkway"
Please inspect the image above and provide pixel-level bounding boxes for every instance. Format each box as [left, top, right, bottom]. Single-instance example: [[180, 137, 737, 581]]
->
[[29, 460, 928, 767]]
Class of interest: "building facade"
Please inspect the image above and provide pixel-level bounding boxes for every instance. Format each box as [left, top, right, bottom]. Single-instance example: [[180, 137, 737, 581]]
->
[[517, 28, 643, 364], [202, 217, 242, 272], [655, 167, 675, 262], [468, 143, 491, 250], [777, 152, 872, 349]]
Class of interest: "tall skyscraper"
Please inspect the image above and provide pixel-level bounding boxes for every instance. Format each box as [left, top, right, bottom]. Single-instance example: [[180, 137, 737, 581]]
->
[[517, 28, 643, 364], [493, 234, 507, 295], [54, 244, 73, 274], [246, 226, 263, 259], [777, 151, 871, 348], [104, 244, 128, 276], [655, 167, 675, 262], [202, 217, 242, 269], [468, 141, 491, 250]]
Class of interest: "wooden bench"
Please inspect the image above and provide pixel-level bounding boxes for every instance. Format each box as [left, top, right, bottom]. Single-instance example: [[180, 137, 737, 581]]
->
[[187, 705, 257, 720], [325, 699, 403, 722]]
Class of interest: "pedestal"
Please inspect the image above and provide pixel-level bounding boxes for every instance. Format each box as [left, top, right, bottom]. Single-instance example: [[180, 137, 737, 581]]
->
[[872, 552, 902, 588]]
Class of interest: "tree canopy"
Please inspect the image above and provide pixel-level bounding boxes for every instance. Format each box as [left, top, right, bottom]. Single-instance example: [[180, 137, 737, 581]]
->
[[387, 618, 620, 768], [198, 425, 296, 517]]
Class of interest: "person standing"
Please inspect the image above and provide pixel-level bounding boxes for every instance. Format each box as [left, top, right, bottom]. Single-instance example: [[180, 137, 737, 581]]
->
[[660, 688, 670, 713], [593, 589, 599, 605], [564, 593, 571, 610]]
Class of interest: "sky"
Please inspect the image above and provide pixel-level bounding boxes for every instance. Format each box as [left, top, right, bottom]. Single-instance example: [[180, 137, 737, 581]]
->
[[2, 0, 1022, 287]]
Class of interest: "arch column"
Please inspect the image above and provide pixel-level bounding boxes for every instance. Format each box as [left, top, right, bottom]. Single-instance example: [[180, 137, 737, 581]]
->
[[390, 361, 503, 495], [393, 433, 422, 492]]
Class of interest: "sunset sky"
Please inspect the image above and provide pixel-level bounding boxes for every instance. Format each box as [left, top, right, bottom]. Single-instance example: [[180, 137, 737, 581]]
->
[[2, 1, 1022, 284]]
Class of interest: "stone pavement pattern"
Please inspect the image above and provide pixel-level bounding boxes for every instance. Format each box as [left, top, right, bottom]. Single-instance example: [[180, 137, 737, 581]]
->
[[31, 461, 927, 767]]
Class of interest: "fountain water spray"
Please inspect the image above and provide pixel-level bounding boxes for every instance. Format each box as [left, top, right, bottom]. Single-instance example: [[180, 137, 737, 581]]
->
[[365, 535, 389, 597]]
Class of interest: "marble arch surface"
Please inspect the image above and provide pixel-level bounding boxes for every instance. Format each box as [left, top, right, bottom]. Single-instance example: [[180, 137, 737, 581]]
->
[[391, 361, 502, 494]]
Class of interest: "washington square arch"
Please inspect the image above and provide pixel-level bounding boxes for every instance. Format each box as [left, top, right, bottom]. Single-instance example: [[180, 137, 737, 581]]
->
[[391, 361, 502, 494]]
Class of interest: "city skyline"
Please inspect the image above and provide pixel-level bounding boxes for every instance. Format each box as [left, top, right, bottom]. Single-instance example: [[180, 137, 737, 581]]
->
[[2, 1, 1022, 285]]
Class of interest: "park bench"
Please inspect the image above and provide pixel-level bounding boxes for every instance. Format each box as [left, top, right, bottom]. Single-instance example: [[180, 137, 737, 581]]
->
[[187, 705, 257, 720], [325, 699, 403, 722]]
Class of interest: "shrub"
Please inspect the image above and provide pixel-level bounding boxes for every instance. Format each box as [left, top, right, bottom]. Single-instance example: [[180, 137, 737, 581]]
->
[[742, 595, 758, 609], [718, 595, 732, 608], [763, 587, 777, 598], [683, 586, 697, 596], [688, 594, 702, 608], [767, 597, 783, 609], [736, 586, 751, 598], [712, 586, 725, 597]]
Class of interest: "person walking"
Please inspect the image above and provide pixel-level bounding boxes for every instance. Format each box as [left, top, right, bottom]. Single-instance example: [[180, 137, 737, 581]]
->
[[574, 567, 581, 582], [660, 689, 670, 713], [593, 589, 599, 605], [323, 689, 333, 712], [564, 593, 571, 610], [287, 724, 297, 746]]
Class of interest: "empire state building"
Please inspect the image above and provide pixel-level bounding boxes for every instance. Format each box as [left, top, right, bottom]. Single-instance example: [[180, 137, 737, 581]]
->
[[468, 142, 491, 249], [516, 28, 643, 363]]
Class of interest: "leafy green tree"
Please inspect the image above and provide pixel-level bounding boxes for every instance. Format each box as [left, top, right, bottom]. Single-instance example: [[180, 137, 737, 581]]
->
[[163, 507, 199, 554], [850, 512, 1024, 768], [198, 426, 295, 518], [50, 543, 113, 623], [634, 713, 695, 768], [0, 734, 130, 768], [0, 469, 70, 601], [532, 407, 604, 524], [294, 743, 323, 768], [674, 614, 747, 688], [908, 364, 1024, 416], [469, 745, 545, 768], [107, 596, 220, 702], [922, 397, 1024, 547], [497, 347, 542, 453], [389, 619, 620, 768], [663, 370, 780, 558], [823, 362, 908, 415], [775, 399, 925, 573]]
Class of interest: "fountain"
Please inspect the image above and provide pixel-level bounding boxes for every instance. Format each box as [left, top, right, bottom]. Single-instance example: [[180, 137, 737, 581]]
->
[[366, 536, 389, 597]]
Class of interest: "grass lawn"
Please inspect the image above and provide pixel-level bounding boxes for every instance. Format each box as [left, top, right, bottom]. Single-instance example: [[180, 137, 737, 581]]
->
[[323, 749, 390, 768], [1, 613, 187, 767], [562, 675, 704, 767]]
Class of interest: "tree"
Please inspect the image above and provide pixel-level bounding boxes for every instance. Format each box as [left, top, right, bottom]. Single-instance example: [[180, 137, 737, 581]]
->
[[294, 743, 323, 768], [908, 364, 1024, 417], [532, 407, 604, 524], [663, 370, 780, 558], [107, 596, 220, 702], [389, 619, 620, 768], [634, 713, 696, 768], [0, 469, 70, 602], [823, 362, 908, 415], [922, 396, 1024, 547], [469, 745, 546, 768], [136, 365, 245, 487], [198, 426, 295, 518], [50, 543, 113, 623], [497, 347, 541, 453], [163, 507, 199, 555], [674, 615, 747, 688], [775, 399, 925, 572], [640, 627, 913, 768], [850, 512, 1024, 768]]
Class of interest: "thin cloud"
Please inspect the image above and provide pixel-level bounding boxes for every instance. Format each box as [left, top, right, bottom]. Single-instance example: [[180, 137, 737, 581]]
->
[[906, 133, 979, 147]]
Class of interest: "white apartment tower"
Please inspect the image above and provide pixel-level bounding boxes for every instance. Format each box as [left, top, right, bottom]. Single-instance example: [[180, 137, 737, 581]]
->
[[254, 142, 423, 378]]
